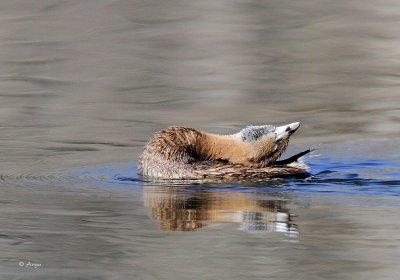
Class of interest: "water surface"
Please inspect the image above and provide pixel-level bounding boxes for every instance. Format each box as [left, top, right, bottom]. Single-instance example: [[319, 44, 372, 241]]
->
[[0, 1, 400, 279]]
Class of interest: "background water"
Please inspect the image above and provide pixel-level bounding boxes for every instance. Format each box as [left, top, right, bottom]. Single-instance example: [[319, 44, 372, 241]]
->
[[0, 1, 400, 279]]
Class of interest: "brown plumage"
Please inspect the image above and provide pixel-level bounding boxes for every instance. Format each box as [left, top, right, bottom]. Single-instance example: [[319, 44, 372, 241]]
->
[[138, 123, 311, 180]]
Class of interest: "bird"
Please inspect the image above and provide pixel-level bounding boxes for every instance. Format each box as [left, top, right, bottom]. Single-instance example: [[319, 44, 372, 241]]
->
[[138, 122, 312, 181]]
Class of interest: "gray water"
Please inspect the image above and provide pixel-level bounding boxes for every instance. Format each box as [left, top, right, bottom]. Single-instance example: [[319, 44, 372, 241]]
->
[[1, 1, 400, 279]]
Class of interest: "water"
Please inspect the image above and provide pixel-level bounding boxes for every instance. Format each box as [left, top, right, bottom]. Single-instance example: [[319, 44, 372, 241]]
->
[[1, 1, 400, 279]]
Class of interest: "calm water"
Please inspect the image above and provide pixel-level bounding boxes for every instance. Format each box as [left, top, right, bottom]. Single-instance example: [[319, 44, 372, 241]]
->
[[1, 1, 400, 279]]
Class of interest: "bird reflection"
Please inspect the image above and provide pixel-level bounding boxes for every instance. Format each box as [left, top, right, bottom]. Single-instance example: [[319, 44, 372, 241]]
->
[[143, 185, 298, 236]]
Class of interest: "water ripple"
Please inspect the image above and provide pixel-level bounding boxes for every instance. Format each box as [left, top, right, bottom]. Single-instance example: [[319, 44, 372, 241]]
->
[[0, 157, 398, 197]]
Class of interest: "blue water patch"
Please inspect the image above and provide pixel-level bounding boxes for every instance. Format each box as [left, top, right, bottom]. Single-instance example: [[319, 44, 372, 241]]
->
[[301, 156, 400, 196], [62, 156, 400, 197], [63, 162, 142, 188]]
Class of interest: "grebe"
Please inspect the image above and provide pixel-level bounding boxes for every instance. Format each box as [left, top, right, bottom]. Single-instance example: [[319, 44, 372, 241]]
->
[[139, 122, 311, 180]]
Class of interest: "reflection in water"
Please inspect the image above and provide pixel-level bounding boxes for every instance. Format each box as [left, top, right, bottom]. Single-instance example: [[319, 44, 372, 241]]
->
[[143, 186, 298, 236]]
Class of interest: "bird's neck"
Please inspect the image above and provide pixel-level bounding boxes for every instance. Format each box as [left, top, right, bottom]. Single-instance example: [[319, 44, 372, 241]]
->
[[199, 133, 250, 165]]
